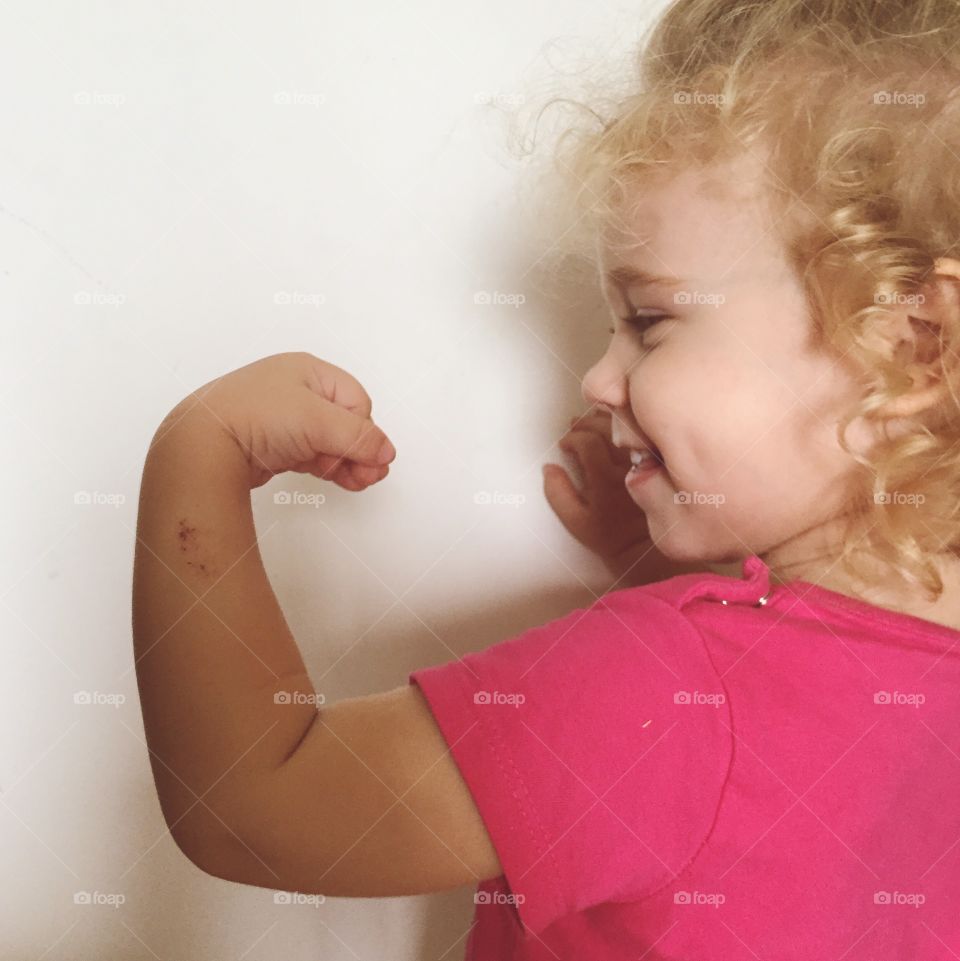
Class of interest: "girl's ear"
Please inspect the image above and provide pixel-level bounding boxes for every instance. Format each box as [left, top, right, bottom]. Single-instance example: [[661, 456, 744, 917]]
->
[[872, 256, 960, 420]]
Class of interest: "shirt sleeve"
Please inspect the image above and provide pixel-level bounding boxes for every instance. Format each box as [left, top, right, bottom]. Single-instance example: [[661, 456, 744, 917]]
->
[[408, 585, 732, 935]]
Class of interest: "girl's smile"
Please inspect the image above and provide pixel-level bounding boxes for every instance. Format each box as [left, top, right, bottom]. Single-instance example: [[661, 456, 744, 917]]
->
[[582, 154, 881, 577]]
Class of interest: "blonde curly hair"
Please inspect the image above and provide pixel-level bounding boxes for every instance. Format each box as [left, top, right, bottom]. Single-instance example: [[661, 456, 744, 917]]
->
[[506, 0, 960, 602]]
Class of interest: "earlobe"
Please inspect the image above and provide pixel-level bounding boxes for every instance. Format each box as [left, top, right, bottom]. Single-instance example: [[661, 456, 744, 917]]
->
[[870, 257, 960, 420]]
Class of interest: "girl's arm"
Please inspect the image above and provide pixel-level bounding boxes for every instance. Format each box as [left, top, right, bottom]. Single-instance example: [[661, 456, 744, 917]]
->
[[132, 368, 501, 895]]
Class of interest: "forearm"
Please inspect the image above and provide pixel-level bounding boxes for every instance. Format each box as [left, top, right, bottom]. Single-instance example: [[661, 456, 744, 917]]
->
[[131, 400, 318, 856]]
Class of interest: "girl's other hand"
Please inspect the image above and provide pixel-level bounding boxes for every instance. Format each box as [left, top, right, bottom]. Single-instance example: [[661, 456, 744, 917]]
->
[[542, 409, 653, 569]]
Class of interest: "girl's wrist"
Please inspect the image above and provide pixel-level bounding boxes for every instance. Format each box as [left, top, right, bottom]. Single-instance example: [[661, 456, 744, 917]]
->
[[604, 539, 710, 589], [602, 539, 657, 588]]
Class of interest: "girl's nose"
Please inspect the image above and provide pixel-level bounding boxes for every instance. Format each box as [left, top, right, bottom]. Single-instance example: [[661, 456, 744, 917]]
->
[[581, 351, 628, 411]]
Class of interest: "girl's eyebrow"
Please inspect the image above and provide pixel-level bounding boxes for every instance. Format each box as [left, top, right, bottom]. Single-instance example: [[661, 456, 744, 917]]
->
[[604, 265, 688, 289]]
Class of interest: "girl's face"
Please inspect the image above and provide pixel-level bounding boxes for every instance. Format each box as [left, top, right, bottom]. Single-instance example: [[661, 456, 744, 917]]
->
[[581, 162, 869, 568]]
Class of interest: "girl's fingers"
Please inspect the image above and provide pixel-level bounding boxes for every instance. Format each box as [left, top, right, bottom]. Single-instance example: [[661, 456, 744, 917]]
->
[[310, 395, 394, 468], [305, 354, 375, 421], [569, 409, 612, 433], [559, 428, 625, 486], [568, 413, 617, 454], [558, 431, 598, 494], [542, 463, 590, 537], [348, 461, 388, 486], [305, 453, 387, 489], [305, 452, 344, 480]]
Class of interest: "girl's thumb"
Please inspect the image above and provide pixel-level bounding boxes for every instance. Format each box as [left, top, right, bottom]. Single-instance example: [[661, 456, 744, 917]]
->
[[316, 397, 395, 466]]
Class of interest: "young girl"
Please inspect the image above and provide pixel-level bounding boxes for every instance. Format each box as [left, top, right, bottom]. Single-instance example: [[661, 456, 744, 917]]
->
[[132, 0, 960, 957]]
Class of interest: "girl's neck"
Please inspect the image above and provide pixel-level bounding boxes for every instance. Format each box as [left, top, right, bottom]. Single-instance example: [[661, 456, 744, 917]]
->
[[761, 517, 960, 633]]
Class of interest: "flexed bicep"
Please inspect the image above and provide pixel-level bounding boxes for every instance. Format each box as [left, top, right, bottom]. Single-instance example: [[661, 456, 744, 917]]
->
[[186, 682, 503, 897]]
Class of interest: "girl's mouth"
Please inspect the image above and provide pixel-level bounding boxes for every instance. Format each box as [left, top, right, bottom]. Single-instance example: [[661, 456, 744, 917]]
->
[[626, 446, 664, 487]]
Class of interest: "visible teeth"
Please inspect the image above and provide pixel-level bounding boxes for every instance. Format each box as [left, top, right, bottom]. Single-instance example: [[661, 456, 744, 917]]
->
[[630, 448, 656, 466]]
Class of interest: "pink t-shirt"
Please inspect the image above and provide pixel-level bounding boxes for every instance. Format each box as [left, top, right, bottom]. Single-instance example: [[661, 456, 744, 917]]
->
[[408, 554, 960, 960]]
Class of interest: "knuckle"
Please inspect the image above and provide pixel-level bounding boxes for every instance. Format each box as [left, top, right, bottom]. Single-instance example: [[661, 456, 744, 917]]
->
[[581, 432, 604, 453]]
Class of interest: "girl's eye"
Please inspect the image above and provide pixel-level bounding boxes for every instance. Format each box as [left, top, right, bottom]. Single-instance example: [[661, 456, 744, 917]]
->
[[607, 313, 670, 336]]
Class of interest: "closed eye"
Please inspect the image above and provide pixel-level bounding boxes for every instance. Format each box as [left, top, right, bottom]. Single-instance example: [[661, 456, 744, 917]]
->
[[607, 312, 670, 336]]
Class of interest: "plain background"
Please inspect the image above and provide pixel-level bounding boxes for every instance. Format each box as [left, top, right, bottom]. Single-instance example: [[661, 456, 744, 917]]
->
[[0, 1, 737, 958]]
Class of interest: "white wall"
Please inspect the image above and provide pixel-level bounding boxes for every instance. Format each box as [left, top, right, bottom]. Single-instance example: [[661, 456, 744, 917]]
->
[[0, 2, 699, 958]]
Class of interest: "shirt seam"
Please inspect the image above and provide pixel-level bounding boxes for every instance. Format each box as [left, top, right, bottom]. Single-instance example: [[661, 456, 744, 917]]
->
[[600, 590, 736, 904], [445, 658, 568, 931]]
